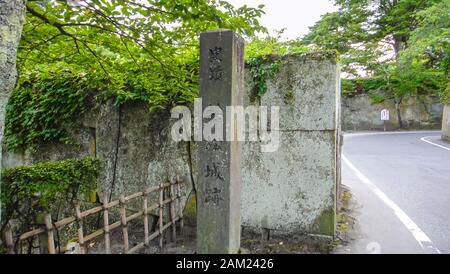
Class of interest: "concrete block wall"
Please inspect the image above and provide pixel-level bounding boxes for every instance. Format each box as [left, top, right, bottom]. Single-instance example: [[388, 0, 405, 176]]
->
[[241, 53, 341, 236]]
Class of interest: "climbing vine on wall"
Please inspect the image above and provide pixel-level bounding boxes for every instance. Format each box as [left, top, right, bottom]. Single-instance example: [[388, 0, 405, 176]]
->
[[246, 56, 281, 99], [1, 157, 103, 235], [245, 33, 311, 99], [4, 69, 95, 151], [4, 63, 199, 151], [7, 0, 268, 152]]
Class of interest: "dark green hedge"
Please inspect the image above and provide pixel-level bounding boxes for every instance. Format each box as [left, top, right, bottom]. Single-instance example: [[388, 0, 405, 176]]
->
[[1, 156, 103, 233]]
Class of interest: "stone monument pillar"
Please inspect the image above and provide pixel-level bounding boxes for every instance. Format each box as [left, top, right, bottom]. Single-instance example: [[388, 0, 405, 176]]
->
[[197, 29, 244, 254]]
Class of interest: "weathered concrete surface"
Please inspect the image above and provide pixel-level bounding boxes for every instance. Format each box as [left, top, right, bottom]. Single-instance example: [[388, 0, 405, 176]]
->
[[242, 131, 337, 235], [443, 105, 450, 143], [241, 52, 341, 236], [98, 101, 193, 214], [343, 95, 443, 131], [197, 30, 244, 254], [258, 54, 340, 131]]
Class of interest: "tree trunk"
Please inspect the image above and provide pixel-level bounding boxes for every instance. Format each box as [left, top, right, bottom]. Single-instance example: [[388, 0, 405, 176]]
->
[[395, 99, 403, 129], [393, 34, 406, 62], [0, 0, 27, 223]]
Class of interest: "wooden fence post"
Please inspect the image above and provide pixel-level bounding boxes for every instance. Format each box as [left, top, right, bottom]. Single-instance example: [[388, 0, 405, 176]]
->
[[177, 182, 184, 233], [7, 186, 182, 255], [163, 183, 172, 243], [75, 204, 85, 254], [36, 212, 48, 254], [44, 214, 56, 254], [119, 195, 129, 253], [143, 188, 149, 247], [5, 228, 15, 254], [103, 195, 111, 254], [159, 182, 164, 248], [170, 180, 177, 242]]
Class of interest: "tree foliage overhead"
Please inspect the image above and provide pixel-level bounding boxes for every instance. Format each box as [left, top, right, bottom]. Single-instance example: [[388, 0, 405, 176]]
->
[[302, 0, 449, 128], [245, 29, 311, 60], [302, 0, 444, 76], [400, 0, 450, 103], [20, 0, 265, 103], [7, 0, 265, 150], [302, 0, 448, 108]]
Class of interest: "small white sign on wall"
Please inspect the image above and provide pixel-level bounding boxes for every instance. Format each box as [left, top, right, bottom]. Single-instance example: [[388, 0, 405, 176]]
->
[[381, 109, 390, 121]]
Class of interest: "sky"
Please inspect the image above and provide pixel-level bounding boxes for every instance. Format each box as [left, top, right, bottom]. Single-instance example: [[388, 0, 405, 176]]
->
[[226, 0, 338, 40]]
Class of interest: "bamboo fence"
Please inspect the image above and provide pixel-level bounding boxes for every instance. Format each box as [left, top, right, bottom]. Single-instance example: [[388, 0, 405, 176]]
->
[[3, 179, 185, 254]]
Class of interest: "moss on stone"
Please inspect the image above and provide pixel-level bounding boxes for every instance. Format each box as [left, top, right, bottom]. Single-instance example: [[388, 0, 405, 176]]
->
[[316, 209, 336, 236], [281, 50, 339, 64], [284, 89, 295, 104], [184, 192, 197, 226]]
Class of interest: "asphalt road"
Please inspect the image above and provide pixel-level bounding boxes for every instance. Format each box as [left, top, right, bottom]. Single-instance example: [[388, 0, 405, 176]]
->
[[338, 131, 450, 254]]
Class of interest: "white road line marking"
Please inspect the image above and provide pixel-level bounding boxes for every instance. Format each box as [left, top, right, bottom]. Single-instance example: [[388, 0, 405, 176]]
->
[[421, 136, 450, 151], [343, 155, 441, 254], [345, 131, 441, 138]]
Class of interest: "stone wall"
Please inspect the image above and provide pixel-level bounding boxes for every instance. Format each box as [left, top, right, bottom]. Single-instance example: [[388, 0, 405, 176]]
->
[[2, 101, 194, 217], [342, 94, 443, 131], [241, 53, 340, 236], [2, 52, 341, 237], [443, 105, 450, 142]]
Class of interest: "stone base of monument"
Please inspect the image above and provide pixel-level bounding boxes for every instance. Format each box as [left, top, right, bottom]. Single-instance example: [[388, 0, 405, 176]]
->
[[85, 220, 340, 254], [240, 226, 336, 254], [124, 223, 337, 254]]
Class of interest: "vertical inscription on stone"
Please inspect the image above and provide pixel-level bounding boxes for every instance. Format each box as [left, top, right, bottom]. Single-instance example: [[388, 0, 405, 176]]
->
[[208, 47, 224, 81], [197, 30, 244, 254]]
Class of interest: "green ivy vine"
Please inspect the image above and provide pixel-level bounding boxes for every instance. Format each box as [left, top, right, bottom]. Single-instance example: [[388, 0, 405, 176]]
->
[[246, 55, 281, 99], [4, 69, 97, 151], [4, 64, 199, 151]]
